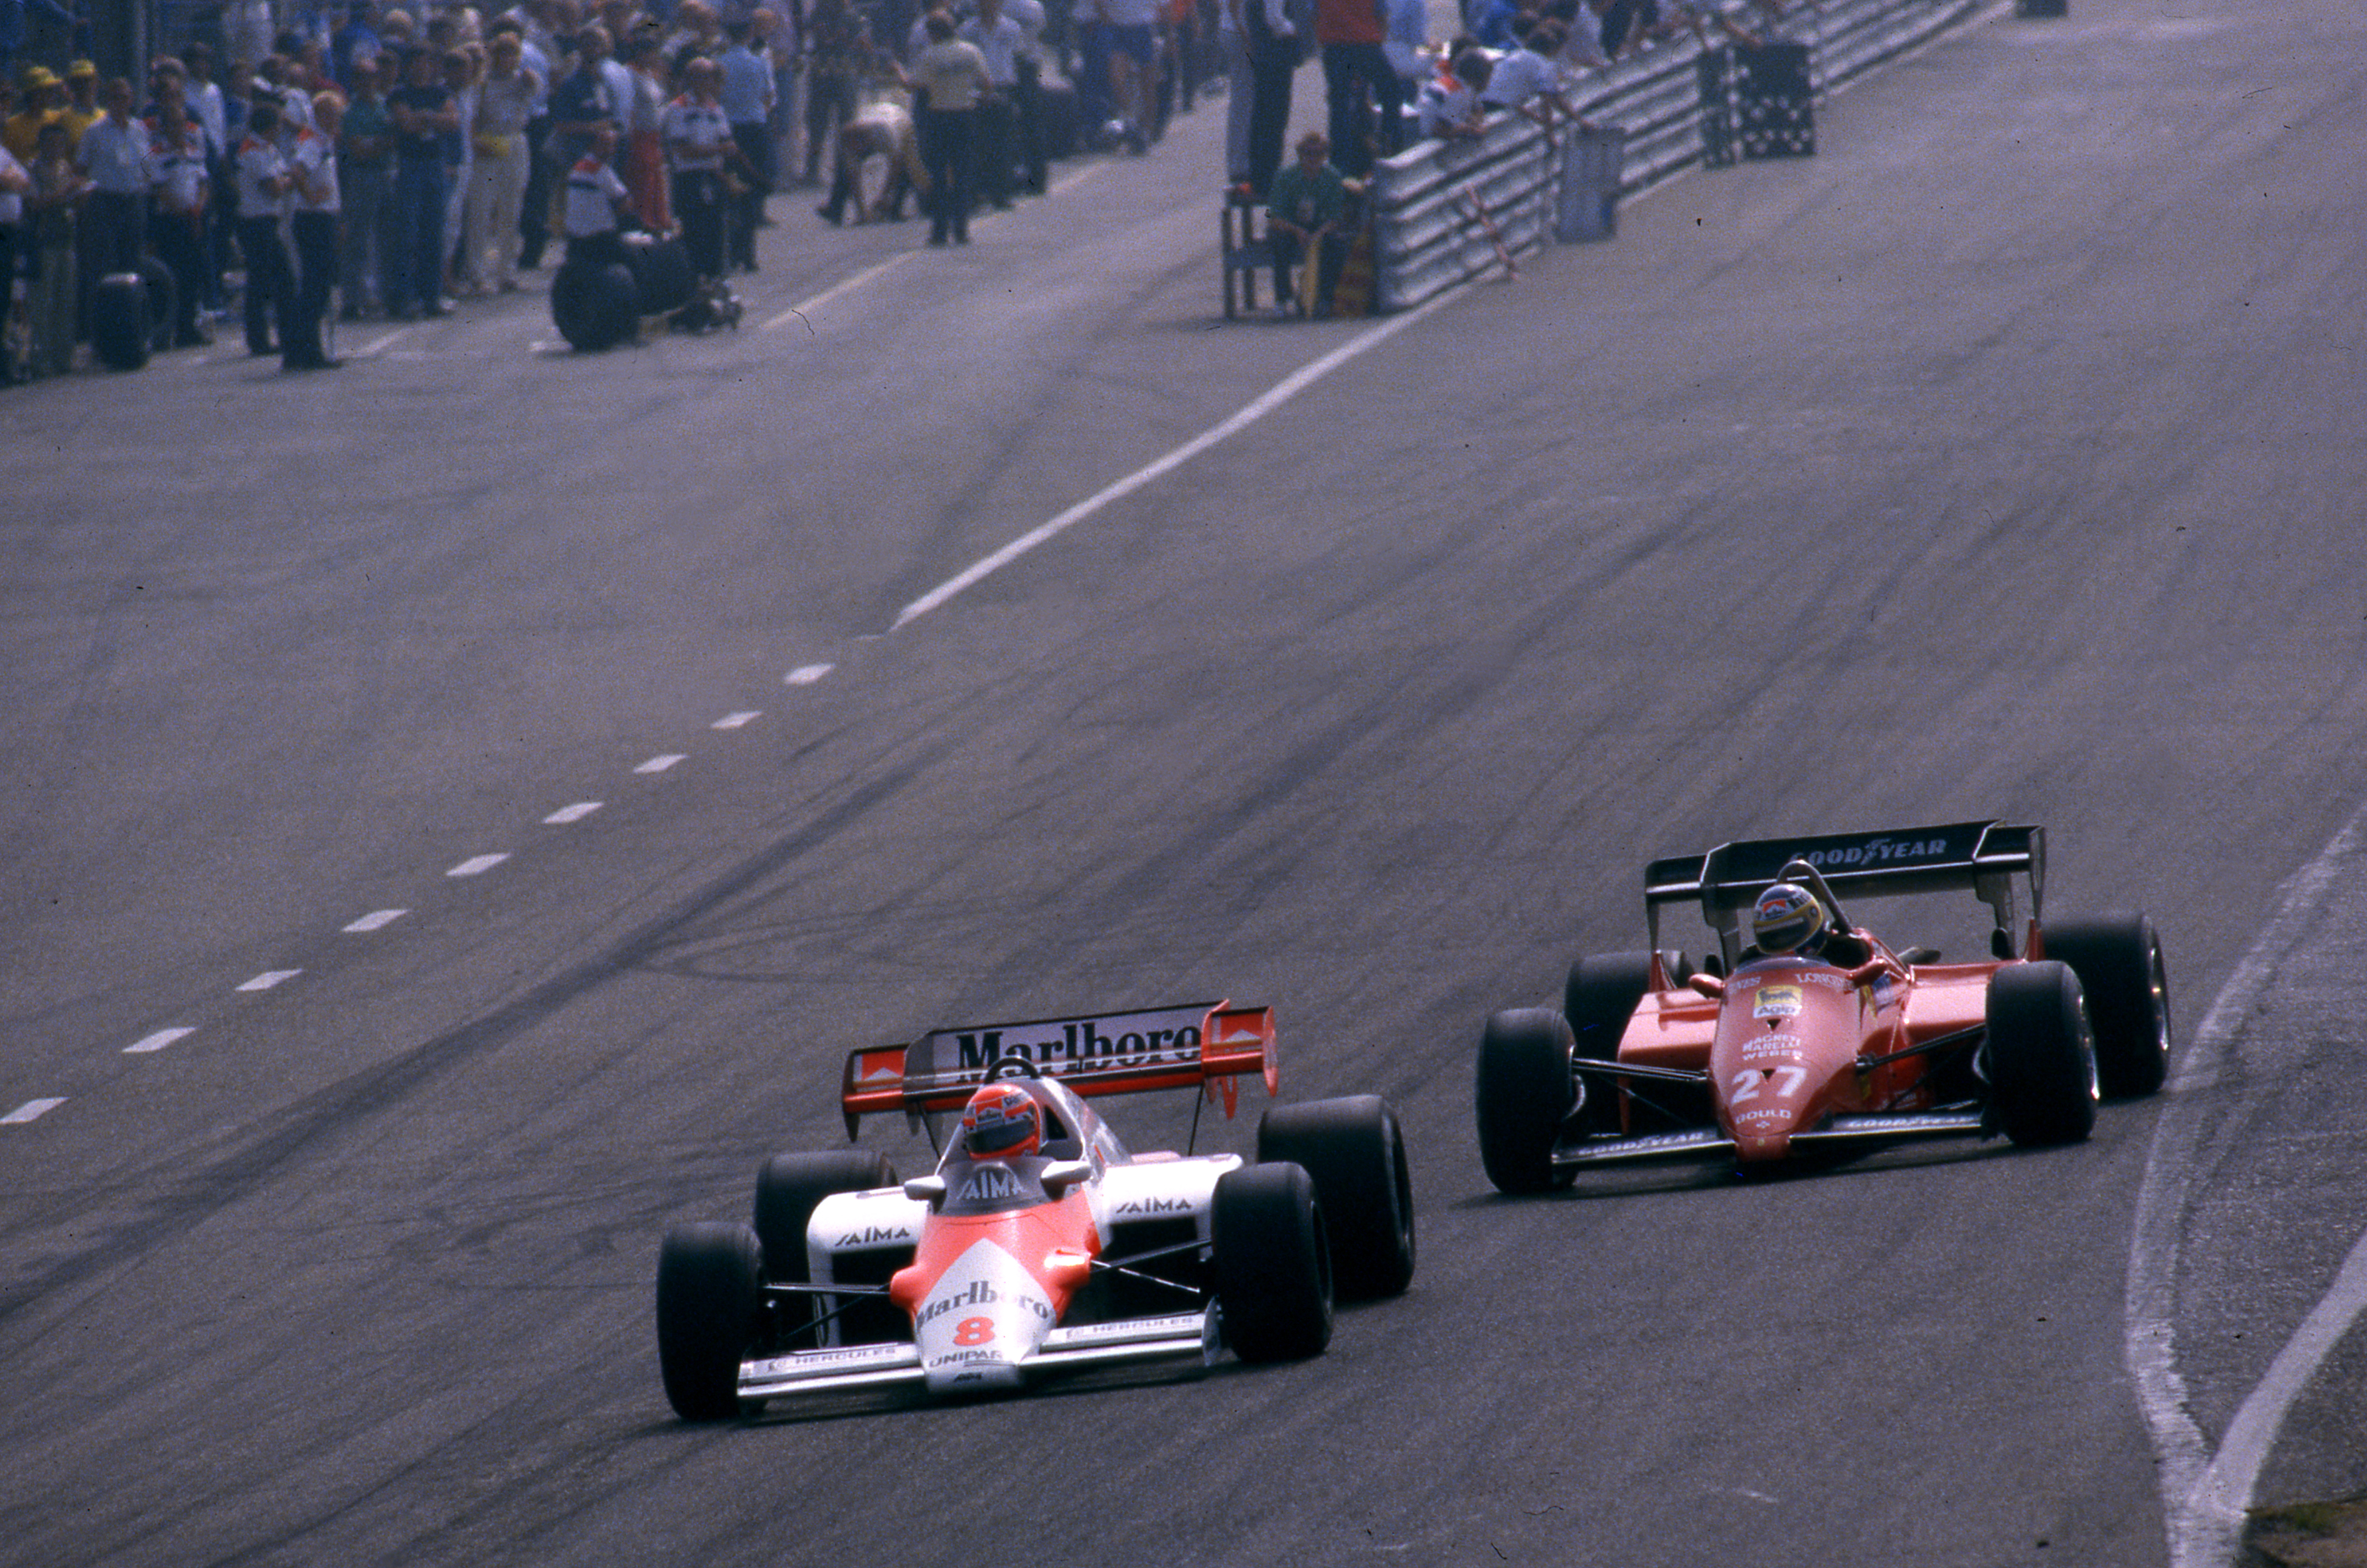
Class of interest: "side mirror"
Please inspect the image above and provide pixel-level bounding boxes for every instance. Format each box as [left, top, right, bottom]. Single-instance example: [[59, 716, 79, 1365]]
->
[[1686, 973, 1726, 998], [1040, 1158, 1095, 1195], [902, 1174, 947, 1207]]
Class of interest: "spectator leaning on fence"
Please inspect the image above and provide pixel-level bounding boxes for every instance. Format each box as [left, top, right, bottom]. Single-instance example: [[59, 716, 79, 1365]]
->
[[1415, 45, 1487, 139], [1482, 17, 1584, 125]]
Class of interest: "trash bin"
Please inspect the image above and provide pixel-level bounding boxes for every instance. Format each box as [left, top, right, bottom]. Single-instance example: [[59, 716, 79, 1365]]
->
[[1555, 126, 1625, 244]]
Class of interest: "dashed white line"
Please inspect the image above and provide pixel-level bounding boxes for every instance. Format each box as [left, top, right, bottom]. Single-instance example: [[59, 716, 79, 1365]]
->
[[343, 908, 409, 933], [544, 802, 603, 824], [124, 1027, 196, 1055], [786, 663, 833, 685], [635, 753, 686, 774], [712, 711, 762, 730], [447, 853, 510, 877], [236, 969, 302, 992], [3, 1098, 67, 1125]]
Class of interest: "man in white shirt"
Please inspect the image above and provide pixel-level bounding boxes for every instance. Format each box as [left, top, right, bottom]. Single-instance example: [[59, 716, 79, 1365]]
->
[[960, 0, 1028, 208], [286, 88, 344, 366], [74, 76, 153, 329]]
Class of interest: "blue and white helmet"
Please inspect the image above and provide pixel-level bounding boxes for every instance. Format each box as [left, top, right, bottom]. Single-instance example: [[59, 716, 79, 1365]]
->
[[1752, 882, 1829, 955]]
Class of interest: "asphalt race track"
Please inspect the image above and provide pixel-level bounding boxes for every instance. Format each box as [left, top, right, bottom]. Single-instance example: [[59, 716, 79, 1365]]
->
[[4, 0, 2364, 1562]]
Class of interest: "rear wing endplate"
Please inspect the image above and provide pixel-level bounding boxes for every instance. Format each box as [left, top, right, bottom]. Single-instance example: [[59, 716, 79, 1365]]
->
[[841, 1001, 1279, 1138], [1643, 821, 2044, 963]]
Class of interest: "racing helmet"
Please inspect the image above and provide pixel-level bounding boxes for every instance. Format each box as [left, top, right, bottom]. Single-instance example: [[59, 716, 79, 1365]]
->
[[959, 1083, 1042, 1160], [1753, 882, 1829, 955]]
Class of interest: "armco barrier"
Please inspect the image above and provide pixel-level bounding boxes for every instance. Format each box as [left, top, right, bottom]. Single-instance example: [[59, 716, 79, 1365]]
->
[[1369, 0, 1985, 313]]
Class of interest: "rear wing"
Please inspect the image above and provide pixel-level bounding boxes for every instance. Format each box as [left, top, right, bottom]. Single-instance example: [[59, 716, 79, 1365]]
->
[[841, 1001, 1279, 1138], [1643, 821, 2044, 965]]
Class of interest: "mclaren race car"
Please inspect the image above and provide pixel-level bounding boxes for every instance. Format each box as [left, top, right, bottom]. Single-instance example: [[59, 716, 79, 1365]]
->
[[656, 1001, 1416, 1418], [1475, 821, 2172, 1191]]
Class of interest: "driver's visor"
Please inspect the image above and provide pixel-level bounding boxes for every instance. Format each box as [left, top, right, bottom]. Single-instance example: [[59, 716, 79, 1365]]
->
[[968, 1117, 1037, 1154]]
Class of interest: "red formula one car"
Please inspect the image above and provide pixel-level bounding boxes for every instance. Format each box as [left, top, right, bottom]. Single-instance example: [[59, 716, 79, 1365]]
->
[[1475, 822, 2172, 1191], [656, 1001, 1416, 1418]]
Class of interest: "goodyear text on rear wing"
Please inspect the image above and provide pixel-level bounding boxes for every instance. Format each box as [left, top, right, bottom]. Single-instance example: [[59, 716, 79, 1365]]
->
[[841, 1001, 1279, 1137]]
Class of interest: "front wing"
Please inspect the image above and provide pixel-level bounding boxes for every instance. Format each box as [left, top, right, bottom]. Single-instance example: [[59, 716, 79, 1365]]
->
[[1550, 1112, 1990, 1170], [737, 1308, 1217, 1402]]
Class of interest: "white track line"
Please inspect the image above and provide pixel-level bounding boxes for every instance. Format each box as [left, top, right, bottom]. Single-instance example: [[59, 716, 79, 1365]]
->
[[634, 753, 686, 774], [785, 663, 833, 685], [343, 908, 408, 933], [892, 287, 1460, 629], [124, 1027, 196, 1055], [236, 970, 301, 992], [2128, 805, 2367, 1568], [544, 802, 603, 824], [712, 711, 762, 729], [3, 1098, 66, 1125], [446, 853, 509, 877]]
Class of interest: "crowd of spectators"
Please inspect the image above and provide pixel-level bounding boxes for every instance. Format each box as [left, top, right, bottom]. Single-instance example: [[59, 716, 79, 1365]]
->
[[0, 0, 1809, 375]]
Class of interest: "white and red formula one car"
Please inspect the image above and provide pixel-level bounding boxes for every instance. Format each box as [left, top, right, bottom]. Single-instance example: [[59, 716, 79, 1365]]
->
[[655, 1001, 1416, 1419]]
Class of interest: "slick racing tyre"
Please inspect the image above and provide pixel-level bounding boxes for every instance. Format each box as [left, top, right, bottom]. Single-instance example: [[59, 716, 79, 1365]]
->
[[1475, 1007, 1576, 1195], [1986, 960, 2099, 1147], [89, 272, 151, 370], [1563, 951, 1673, 1133], [1212, 1162, 1333, 1362], [655, 1221, 762, 1420], [753, 1148, 898, 1345], [2042, 913, 2171, 1099], [1256, 1095, 1415, 1300], [619, 230, 696, 316], [551, 259, 638, 350]]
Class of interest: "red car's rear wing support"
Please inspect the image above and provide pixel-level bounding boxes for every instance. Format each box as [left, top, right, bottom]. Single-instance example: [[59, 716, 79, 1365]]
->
[[841, 1001, 1279, 1138]]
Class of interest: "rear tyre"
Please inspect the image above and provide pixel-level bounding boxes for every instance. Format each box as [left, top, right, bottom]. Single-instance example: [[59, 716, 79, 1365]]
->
[[1212, 1162, 1333, 1362], [1475, 1008, 1576, 1194], [1256, 1095, 1415, 1300], [1986, 961, 2099, 1147], [1563, 951, 1663, 1133], [752, 1148, 898, 1283], [655, 1222, 761, 1421], [754, 1148, 898, 1346], [2042, 913, 2172, 1099]]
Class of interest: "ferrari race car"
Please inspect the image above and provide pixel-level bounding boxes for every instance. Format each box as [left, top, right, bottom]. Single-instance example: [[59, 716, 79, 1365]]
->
[[656, 1001, 1416, 1419], [1475, 821, 2172, 1191]]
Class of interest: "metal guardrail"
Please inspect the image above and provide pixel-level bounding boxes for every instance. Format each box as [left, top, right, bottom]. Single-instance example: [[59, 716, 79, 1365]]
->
[[1369, 0, 1984, 312]]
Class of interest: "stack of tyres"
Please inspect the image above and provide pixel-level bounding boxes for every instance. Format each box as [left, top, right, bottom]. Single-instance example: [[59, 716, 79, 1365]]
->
[[1696, 46, 1738, 169], [1736, 42, 1815, 159], [90, 272, 151, 370]]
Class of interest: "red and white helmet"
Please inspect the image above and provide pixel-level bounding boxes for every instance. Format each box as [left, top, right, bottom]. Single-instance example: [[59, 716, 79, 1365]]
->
[[1753, 882, 1829, 955], [959, 1083, 1042, 1160]]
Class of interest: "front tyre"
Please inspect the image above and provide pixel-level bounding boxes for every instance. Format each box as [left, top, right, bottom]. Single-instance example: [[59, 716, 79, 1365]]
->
[[655, 1222, 762, 1421], [1475, 1008, 1576, 1195], [1212, 1162, 1333, 1363], [2042, 913, 2172, 1099], [1256, 1095, 1416, 1300], [1987, 961, 2099, 1147]]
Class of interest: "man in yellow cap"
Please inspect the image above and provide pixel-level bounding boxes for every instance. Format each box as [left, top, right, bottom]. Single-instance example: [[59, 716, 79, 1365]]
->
[[61, 58, 100, 144], [4, 66, 63, 161]]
